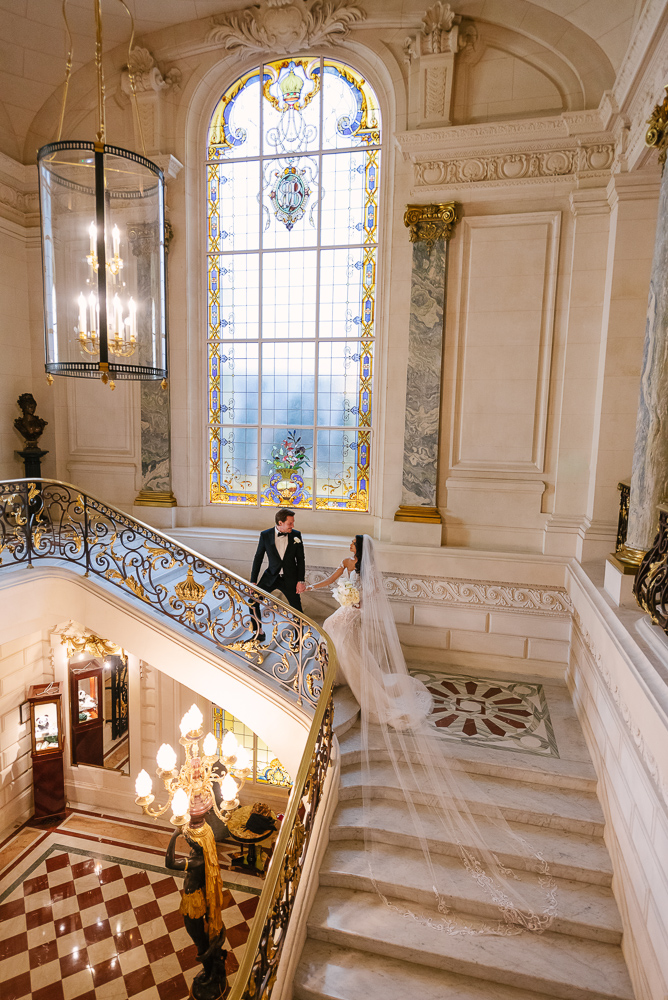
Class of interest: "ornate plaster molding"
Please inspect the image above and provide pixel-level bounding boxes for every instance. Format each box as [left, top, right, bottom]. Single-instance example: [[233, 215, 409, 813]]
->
[[122, 47, 182, 95], [208, 0, 366, 54], [305, 566, 571, 616], [571, 611, 668, 810], [412, 142, 615, 190]]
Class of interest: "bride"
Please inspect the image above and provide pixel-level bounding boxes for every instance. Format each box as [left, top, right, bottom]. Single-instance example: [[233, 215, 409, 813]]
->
[[305, 534, 557, 935]]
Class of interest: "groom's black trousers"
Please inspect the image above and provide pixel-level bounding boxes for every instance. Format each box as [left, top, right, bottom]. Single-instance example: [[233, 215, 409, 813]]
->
[[250, 574, 303, 636]]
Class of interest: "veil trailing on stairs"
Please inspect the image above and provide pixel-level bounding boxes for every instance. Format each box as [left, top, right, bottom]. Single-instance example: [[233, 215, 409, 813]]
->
[[343, 535, 558, 935]]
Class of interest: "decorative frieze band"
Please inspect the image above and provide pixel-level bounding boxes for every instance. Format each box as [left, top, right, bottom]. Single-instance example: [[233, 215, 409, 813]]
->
[[306, 566, 571, 616], [413, 143, 615, 189]]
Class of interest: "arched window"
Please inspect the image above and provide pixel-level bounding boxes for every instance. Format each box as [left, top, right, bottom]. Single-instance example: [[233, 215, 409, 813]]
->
[[206, 58, 381, 511]]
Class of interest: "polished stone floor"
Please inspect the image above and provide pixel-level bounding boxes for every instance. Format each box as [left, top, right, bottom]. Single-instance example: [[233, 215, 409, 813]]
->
[[0, 812, 263, 1000]]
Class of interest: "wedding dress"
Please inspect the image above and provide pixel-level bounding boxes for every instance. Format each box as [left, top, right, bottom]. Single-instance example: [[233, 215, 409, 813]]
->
[[323, 535, 557, 935]]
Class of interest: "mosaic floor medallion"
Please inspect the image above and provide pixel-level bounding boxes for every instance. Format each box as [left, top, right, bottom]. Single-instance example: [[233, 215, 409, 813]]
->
[[410, 669, 559, 758]]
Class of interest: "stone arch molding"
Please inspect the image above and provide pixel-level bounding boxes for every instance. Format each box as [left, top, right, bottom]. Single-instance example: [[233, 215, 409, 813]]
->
[[207, 0, 366, 54]]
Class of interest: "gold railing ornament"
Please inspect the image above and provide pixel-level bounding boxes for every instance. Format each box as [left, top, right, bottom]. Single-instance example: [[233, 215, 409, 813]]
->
[[404, 202, 459, 253], [646, 84, 668, 170]]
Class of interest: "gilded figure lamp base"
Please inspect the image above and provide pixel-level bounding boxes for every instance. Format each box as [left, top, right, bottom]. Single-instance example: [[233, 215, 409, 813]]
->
[[394, 504, 442, 524]]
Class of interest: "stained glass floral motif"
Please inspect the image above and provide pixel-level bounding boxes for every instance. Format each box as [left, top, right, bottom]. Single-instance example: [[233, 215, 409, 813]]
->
[[207, 58, 381, 510]]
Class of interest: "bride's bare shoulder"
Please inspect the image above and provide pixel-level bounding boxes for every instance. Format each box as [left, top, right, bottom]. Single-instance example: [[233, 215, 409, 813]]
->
[[341, 556, 356, 570]]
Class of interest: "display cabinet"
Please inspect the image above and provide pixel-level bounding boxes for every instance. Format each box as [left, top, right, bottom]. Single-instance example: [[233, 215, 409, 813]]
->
[[27, 682, 66, 819], [69, 659, 104, 768]]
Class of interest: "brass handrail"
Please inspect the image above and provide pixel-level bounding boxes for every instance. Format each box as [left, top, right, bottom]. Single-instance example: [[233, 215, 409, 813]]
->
[[0, 477, 339, 999]]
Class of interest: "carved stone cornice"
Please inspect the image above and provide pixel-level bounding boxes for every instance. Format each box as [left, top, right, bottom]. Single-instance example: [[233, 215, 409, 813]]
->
[[306, 566, 571, 617], [121, 47, 182, 97], [411, 141, 616, 192], [404, 202, 459, 250], [0, 157, 39, 227], [207, 0, 366, 54]]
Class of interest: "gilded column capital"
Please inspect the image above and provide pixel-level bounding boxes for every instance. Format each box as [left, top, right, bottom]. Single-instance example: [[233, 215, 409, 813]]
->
[[404, 202, 460, 252], [646, 83, 668, 170]]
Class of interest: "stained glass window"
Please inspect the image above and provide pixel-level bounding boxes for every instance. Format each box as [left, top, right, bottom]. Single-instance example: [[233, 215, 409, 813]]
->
[[207, 59, 380, 511], [212, 706, 292, 787]]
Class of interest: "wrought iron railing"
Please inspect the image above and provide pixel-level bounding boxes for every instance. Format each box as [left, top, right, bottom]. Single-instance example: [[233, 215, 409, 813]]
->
[[615, 479, 631, 552], [0, 478, 337, 1000], [0, 479, 326, 706], [634, 502, 668, 631]]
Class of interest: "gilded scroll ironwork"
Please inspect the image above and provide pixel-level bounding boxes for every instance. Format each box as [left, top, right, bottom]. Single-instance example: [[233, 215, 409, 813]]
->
[[238, 691, 334, 1000], [0, 479, 324, 706], [634, 502, 668, 630], [615, 480, 631, 552]]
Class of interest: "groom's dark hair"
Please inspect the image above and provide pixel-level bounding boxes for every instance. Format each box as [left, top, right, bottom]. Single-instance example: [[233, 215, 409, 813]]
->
[[275, 508, 295, 525]]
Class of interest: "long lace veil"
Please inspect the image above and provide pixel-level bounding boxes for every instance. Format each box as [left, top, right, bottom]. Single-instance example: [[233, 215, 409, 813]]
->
[[356, 535, 557, 934]]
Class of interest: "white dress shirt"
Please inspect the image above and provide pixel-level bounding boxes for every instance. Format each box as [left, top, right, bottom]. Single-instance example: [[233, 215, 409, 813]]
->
[[274, 526, 289, 560]]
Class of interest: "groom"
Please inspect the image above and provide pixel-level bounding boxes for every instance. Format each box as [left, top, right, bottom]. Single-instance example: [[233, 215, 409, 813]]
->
[[250, 508, 306, 637]]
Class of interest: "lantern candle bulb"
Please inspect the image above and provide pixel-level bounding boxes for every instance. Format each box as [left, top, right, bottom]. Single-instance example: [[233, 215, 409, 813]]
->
[[202, 732, 218, 758]]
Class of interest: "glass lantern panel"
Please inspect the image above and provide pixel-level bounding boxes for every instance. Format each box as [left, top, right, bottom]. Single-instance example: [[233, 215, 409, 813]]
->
[[38, 142, 167, 380], [103, 150, 166, 375], [33, 701, 60, 752]]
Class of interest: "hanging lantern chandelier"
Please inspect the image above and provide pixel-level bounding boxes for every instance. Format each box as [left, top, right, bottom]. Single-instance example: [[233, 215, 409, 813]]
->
[[37, 0, 167, 389]]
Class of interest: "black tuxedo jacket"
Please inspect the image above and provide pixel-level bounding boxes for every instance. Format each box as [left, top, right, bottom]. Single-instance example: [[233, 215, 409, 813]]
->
[[250, 527, 305, 592]]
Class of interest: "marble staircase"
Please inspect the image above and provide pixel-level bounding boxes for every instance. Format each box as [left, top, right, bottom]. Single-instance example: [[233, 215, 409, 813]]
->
[[294, 673, 634, 1000]]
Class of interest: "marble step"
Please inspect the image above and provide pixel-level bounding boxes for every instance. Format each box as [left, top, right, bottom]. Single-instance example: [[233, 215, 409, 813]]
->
[[331, 800, 613, 885], [338, 723, 598, 793], [320, 840, 622, 944], [339, 760, 604, 837], [333, 686, 359, 738], [295, 940, 597, 1000], [307, 886, 634, 1000]]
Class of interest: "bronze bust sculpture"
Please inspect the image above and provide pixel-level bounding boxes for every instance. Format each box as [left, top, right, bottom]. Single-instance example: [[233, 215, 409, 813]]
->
[[14, 393, 48, 448]]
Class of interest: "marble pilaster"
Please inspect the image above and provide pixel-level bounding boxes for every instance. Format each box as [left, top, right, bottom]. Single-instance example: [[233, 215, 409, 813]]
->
[[395, 203, 458, 526], [626, 90, 668, 552]]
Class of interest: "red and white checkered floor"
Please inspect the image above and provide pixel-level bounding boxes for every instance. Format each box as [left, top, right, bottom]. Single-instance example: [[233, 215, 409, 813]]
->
[[0, 818, 261, 1000]]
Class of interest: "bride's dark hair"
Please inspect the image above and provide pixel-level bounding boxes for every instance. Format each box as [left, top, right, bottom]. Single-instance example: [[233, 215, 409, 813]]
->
[[354, 534, 364, 574]]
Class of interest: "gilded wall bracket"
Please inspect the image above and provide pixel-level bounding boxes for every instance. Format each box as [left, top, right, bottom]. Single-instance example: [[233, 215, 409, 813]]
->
[[646, 83, 668, 171]]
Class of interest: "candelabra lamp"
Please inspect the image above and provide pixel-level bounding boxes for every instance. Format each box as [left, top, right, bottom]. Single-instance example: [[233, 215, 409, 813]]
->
[[37, 0, 167, 389], [135, 705, 252, 1000]]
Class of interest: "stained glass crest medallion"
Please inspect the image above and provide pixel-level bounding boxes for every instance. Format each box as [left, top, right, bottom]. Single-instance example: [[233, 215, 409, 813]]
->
[[207, 58, 381, 510]]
